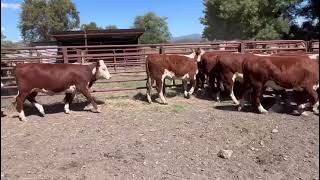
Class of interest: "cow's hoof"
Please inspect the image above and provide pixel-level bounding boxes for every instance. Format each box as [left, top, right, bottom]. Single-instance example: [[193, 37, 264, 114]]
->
[[39, 111, 45, 116], [64, 110, 71, 114], [92, 108, 101, 113], [237, 106, 243, 112], [20, 117, 28, 122], [291, 110, 301, 116], [184, 94, 190, 99], [162, 102, 168, 105], [301, 111, 309, 116]]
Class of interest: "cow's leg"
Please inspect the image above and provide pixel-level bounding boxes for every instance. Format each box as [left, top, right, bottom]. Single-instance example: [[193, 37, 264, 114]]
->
[[229, 73, 241, 105], [182, 79, 189, 98], [26, 92, 45, 116], [253, 85, 268, 114], [77, 85, 100, 113], [146, 78, 155, 103], [187, 77, 196, 98], [299, 86, 318, 115], [16, 91, 29, 121], [156, 78, 167, 104], [64, 93, 75, 114]]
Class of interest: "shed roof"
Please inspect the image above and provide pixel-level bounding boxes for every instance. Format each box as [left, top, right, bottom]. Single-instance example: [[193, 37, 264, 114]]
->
[[50, 29, 145, 46]]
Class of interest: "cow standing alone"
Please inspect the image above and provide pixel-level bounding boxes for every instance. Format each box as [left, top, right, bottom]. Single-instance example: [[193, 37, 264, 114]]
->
[[146, 49, 205, 104], [14, 60, 111, 121]]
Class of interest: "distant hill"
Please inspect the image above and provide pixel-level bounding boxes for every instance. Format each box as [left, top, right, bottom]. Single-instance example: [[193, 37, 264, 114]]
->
[[171, 34, 203, 43]]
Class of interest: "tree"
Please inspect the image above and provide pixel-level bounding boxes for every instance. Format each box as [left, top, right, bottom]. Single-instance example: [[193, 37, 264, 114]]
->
[[80, 22, 102, 30], [1, 31, 21, 48], [200, 0, 300, 40], [105, 25, 118, 30], [19, 0, 80, 42], [133, 12, 171, 43]]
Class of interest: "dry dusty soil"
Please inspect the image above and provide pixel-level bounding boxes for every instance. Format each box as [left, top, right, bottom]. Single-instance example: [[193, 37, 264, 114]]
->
[[1, 88, 319, 180]]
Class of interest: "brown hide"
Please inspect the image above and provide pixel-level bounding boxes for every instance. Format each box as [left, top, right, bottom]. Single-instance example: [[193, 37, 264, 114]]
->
[[242, 55, 319, 114], [15, 63, 97, 93]]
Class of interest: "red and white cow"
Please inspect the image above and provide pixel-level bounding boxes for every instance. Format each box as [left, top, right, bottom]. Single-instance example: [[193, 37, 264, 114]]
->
[[240, 55, 319, 115], [14, 60, 111, 121], [146, 48, 205, 104]]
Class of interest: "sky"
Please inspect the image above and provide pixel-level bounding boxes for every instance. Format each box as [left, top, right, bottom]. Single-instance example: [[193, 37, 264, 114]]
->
[[1, 0, 205, 42]]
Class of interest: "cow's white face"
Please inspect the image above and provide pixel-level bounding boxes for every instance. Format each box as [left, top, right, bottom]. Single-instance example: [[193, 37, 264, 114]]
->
[[196, 48, 205, 62], [96, 60, 111, 79]]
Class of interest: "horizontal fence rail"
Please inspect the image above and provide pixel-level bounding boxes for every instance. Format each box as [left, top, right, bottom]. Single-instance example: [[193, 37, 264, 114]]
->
[[1, 40, 319, 99]]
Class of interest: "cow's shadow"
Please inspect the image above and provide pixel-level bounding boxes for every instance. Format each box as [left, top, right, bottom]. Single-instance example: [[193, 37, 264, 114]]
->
[[214, 96, 294, 114], [133, 85, 185, 103], [21, 99, 105, 117]]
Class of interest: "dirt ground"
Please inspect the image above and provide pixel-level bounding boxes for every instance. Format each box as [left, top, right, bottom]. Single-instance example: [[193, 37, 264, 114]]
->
[[1, 88, 319, 180]]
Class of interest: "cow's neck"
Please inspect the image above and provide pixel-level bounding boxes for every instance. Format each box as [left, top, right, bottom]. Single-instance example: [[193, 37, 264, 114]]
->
[[88, 63, 98, 88]]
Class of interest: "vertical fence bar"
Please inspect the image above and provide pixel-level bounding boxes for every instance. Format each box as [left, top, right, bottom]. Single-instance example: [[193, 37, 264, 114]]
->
[[113, 49, 117, 72], [63, 47, 68, 63]]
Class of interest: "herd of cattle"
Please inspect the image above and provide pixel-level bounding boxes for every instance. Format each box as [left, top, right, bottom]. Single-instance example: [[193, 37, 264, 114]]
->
[[0, 49, 319, 121]]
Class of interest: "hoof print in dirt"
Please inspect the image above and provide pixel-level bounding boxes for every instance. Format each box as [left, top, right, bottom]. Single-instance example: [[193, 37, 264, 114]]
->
[[218, 149, 233, 159]]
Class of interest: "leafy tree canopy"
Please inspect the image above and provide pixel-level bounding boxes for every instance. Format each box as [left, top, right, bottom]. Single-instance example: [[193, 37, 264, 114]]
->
[[133, 12, 171, 43], [200, 0, 301, 40], [105, 25, 118, 30], [80, 22, 102, 30], [19, 0, 80, 42]]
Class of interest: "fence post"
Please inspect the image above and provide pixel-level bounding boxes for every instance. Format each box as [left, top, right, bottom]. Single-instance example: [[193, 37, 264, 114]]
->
[[240, 41, 245, 53], [159, 45, 165, 54], [62, 47, 68, 63], [76, 49, 81, 63], [113, 49, 117, 72]]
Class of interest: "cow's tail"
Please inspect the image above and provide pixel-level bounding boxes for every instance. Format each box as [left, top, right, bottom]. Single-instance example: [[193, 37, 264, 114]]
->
[[145, 56, 152, 103]]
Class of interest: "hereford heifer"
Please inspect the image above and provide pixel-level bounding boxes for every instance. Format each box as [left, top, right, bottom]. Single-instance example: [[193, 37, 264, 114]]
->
[[196, 51, 231, 98], [146, 48, 205, 104], [240, 55, 319, 115], [14, 60, 111, 121]]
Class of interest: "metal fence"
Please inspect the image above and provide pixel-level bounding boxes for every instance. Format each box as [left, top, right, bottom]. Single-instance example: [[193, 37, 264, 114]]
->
[[1, 40, 319, 99]]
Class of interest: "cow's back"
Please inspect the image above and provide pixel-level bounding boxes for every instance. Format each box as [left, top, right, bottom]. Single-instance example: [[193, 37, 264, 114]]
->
[[243, 55, 319, 88], [147, 54, 197, 77], [15, 63, 93, 92]]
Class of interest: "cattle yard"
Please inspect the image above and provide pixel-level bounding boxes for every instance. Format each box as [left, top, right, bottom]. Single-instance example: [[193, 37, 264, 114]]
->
[[1, 40, 319, 179], [1, 40, 319, 98]]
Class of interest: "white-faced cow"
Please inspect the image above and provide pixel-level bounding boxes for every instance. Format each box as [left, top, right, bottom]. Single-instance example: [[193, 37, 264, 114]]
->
[[239, 55, 319, 115], [146, 48, 205, 104], [14, 60, 111, 121]]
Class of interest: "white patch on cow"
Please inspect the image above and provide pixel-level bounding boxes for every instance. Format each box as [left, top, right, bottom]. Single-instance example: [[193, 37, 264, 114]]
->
[[258, 104, 268, 114], [230, 86, 239, 105], [183, 80, 188, 97], [162, 69, 175, 79], [92, 67, 97, 75], [230, 73, 243, 105], [64, 103, 70, 114], [96, 60, 111, 80], [19, 110, 27, 121], [182, 52, 196, 58], [298, 102, 312, 110], [196, 49, 205, 62], [313, 83, 319, 91], [1, 82, 3, 87], [182, 73, 189, 79], [308, 54, 319, 60], [189, 86, 195, 95], [159, 89, 167, 104], [232, 72, 243, 82], [65, 85, 76, 93], [33, 103, 45, 115]]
